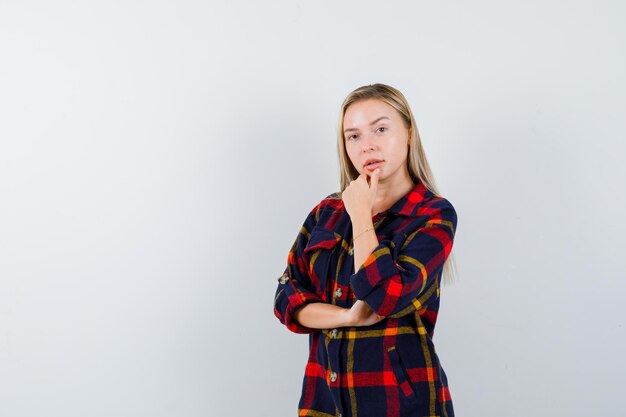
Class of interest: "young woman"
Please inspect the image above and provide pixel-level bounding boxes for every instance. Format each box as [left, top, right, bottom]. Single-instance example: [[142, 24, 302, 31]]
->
[[273, 83, 458, 417]]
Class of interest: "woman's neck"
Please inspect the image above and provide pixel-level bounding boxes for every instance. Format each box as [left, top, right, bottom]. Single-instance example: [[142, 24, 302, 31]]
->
[[371, 169, 415, 216]]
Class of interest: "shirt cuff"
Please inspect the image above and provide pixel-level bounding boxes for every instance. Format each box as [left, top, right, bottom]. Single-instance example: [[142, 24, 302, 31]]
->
[[349, 243, 401, 316]]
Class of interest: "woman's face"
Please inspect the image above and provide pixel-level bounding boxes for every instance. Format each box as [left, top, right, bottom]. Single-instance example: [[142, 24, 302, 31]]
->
[[343, 98, 411, 182]]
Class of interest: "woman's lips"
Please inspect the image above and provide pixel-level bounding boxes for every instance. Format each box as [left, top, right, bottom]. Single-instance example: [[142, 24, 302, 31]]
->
[[364, 161, 384, 171]]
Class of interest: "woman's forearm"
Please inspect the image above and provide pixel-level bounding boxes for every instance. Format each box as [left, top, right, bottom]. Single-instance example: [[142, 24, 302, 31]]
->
[[294, 302, 351, 329], [295, 301, 385, 329], [351, 213, 379, 272]]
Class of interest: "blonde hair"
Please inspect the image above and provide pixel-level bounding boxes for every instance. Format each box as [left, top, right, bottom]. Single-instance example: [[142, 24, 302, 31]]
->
[[336, 83, 457, 284]]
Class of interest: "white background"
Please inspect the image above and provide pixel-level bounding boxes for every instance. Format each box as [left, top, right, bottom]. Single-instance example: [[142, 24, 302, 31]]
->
[[1, 1, 625, 416]]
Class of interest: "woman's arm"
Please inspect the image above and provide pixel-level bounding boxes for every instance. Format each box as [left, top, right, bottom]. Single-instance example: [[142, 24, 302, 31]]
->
[[350, 201, 458, 317], [294, 300, 385, 329]]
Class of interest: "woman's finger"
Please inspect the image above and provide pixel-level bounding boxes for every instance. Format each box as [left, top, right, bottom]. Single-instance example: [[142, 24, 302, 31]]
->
[[370, 168, 380, 195]]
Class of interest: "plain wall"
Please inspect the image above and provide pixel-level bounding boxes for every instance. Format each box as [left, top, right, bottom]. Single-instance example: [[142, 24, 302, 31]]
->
[[1, 1, 625, 416]]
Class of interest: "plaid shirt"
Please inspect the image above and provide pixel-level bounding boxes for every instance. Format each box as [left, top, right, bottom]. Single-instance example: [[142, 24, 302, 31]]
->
[[274, 181, 457, 417]]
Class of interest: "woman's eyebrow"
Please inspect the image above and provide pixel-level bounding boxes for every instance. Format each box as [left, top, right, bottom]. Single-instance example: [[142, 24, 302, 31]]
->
[[370, 116, 391, 125], [344, 116, 390, 133]]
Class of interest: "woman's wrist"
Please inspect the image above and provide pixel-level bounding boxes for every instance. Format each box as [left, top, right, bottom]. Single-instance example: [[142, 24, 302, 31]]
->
[[339, 307, 354, 327], [351, 215, 374, 238]]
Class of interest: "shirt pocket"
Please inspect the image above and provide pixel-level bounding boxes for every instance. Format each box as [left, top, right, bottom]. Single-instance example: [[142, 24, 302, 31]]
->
[[387, 345, 416, 399], [303, 227, 342, 298]]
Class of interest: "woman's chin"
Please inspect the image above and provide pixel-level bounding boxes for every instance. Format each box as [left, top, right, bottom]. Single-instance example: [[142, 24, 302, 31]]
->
[[366, 168, 384, 177]]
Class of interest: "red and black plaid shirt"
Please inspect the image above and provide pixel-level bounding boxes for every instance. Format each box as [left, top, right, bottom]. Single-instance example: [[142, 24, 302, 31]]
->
[[274, 181, 457, 417]]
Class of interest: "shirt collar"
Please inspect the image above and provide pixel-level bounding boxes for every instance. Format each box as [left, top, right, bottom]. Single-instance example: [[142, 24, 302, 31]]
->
[[385, 180, 435, 217]]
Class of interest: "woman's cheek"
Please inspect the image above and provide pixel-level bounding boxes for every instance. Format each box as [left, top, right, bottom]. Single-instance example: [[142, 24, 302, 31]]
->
[[350, 156, 362, 174]]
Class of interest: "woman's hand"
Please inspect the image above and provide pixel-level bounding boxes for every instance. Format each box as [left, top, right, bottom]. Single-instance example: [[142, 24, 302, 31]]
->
[[346, 300, 386, 327], [342, 169, 380, 219]]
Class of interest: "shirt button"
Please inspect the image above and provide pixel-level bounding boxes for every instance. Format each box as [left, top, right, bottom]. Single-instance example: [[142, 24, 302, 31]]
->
[[334, 288, 343, 298], [330, 329, 338, 339], [330, 371, 337, 382], [348, 247, 353, 256], [279, 275, 289, 284]]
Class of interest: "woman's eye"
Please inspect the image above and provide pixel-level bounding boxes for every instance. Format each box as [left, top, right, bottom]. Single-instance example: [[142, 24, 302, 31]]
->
[[377, 127, 386, 133], [347, 134, 358, 141]]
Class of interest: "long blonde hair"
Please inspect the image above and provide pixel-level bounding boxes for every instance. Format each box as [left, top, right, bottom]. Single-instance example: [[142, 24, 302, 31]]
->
[[336, 83, 458, 284]]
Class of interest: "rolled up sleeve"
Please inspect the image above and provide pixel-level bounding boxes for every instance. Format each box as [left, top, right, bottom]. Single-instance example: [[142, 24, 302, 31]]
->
[[350, 201, 457, 317], [273, 206, 324, 334]]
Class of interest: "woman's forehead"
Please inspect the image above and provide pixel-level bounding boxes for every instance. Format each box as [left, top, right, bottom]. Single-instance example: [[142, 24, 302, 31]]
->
[[344, 99, 399, 127]]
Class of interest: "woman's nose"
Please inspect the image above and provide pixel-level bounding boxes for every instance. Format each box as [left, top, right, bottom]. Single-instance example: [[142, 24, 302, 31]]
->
[[361, 134, 376, 152]]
